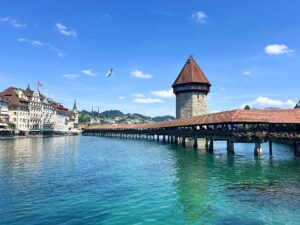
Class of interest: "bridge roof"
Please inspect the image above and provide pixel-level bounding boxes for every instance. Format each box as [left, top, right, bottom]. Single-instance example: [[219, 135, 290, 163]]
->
[[86, 109, 300, 130]]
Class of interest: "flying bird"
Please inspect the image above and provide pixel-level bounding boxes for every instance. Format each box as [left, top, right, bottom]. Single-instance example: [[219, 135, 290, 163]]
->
[[106, 68, 113, 77]]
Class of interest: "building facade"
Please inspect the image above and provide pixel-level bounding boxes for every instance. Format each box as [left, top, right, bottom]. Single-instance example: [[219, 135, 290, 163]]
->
[[0, 98, 9, 128], [0, 87, 30, 130], [25, 87, 56, 130], [172, 56, 211, 119], [0, 86, 78, 132]]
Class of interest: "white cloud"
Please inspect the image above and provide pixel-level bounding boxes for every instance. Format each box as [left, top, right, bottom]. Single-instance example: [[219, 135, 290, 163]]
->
[[241, 97, 296, 109], [132, 93, 145, 98], [210, 110, 220, 113], [192, 11, 207, 23], [264, 44, 294, 55], [118, 96, 125, 100], [243, 71, 251, 76], [18, 38, 44, 46], [62, 74, 78, 79], [18, 38, 64, 57], [82, 69, 96, 76], [130, 69, 153, 79], [55, 23, 77, 37], [151, 89, 174, 98], [133, 98, 164, 104], [0, 17, 27, 28]]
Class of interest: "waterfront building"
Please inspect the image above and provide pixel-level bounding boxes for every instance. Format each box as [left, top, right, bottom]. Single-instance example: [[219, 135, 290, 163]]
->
[[0, 87, 30, 131], [0, 97, 9, 129], [173, 56, 211, 119], [0, 86, 79, 132], [25, 86, 55, 131], [68, 99, 79, 129], [49, 101, 70, 132], [90, 117, 104, 125]]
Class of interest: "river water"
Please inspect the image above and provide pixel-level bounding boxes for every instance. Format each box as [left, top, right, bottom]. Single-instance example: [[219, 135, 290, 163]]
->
[[0, 136, 299, 224]]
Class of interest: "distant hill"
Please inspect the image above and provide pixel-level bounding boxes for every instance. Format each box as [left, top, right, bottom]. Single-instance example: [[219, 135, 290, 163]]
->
[[264, 107, 282, 110], [152, 116, 175, 122], [100, 110, 124, 118], [79, 110, 175, 124]]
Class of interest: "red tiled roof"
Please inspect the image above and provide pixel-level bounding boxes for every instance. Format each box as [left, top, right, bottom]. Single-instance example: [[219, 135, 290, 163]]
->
[[85, 109, 300, 130], [0, 87, 28, 106], [172, 56, 211, 87]]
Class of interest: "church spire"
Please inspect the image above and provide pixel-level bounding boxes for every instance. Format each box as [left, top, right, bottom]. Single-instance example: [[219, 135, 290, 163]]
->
[[73, 99, 78, 113]]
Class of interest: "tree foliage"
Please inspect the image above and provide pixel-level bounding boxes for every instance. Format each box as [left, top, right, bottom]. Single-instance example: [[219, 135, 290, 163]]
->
[[244, 105, 251, 110]]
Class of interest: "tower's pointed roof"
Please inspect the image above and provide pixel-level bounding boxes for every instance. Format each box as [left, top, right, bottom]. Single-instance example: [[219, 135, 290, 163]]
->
[[172, 56, 211, 87], [73, 99, 78, 112]]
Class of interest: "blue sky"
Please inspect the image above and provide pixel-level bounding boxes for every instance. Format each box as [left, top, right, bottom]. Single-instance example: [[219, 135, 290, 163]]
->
[[0, 0, 299, 116]]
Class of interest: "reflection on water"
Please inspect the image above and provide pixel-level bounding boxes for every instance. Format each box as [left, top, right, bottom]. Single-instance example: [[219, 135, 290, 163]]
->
[[0, 136, 299, 224]]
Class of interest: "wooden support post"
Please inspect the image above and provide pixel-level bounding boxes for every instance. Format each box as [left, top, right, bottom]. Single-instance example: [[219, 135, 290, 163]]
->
[[157, 135, 159, 141], [294, 142, 300, 157], [269, 141, 273, 155], [163, 135, 166, 142], [254, 142, 263, 155], [205, 138, 209, 151], [193, 137, 198, 149], [227, 140, 235, 154], [207, 139, 213, 152], [167, 135, 170, 143], [182, 137, 186, 147], [174, 136, 178, 145]]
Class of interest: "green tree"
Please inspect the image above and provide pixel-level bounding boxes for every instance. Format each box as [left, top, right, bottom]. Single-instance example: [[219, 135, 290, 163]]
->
[[79, 114, 91, 124], [7, 123, 16, 130], [244, 105, 251, 110]]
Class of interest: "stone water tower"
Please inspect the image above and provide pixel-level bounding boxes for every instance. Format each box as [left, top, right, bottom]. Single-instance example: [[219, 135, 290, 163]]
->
[[172, 56, 211, 119]]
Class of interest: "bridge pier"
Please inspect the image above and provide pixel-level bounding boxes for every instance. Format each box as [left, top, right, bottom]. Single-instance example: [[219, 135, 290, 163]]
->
[[163, 135, 166, 142], [193, 137, 198, 149], [174, 136, 178, 145], [254, 142, 263, 155], [269, 141, 273, 155], [206, 139, 213, 152], [182, 137, 186, 147], [205, 138, 209, 151], [294, 142, 300, 157], [172, 136, 176, 144], [227, 140, 235, 154]]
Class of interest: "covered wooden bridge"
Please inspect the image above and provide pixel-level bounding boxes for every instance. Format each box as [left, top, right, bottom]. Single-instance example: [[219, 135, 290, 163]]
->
[[83, 109, 300, 156]]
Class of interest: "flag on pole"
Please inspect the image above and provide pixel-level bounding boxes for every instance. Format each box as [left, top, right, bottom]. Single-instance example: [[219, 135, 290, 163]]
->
[[38, 81, 43, 87]]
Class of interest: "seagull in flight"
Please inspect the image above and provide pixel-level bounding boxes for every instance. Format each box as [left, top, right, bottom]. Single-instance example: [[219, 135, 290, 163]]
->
[[106, 68, 113, 77]]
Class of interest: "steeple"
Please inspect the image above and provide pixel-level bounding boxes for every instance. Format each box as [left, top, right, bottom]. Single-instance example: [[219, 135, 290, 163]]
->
[[26, 84, 32, 92], [72, 99, 78, 113]]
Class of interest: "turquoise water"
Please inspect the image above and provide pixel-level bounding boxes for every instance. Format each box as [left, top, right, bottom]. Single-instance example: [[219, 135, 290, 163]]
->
[[0, 136, 299, 225]]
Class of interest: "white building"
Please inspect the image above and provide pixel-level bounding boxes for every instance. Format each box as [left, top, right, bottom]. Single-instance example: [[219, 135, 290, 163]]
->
[[0, 98, 9, 129], [0, 87, 30, 131], [25, 87, 55, 130], [0, 86, 78, 133]]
